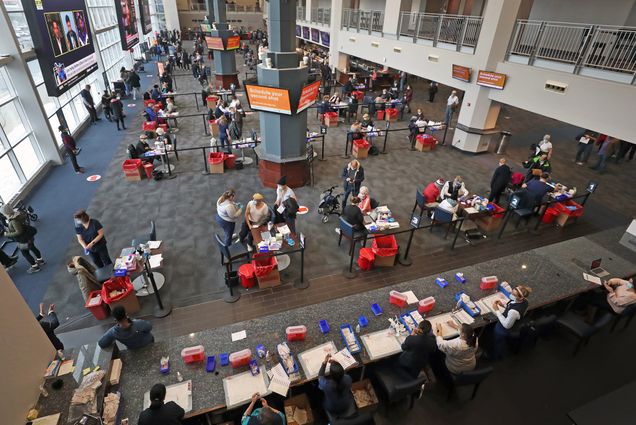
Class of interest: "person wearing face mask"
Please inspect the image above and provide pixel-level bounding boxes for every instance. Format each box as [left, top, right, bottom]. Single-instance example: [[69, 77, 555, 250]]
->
[[216, 189, 243, 247], [441, 176, 469, 200], [74, 210, 111, 268], [590, 277, 636, 315], [490, 284, 532, 359], [434, 323, 478, 380], [397, 320, 439, 378], [357, 186, 372, 214], [274, 176, 298, 234], [341, 160, 364, 207]]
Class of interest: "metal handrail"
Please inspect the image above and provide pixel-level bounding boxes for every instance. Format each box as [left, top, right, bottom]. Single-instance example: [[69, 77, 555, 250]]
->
[[296, 6, 305, 21], [341, 8, 384, 34], [397, 12, 482, 52], [507, 19, 636, 76], [310, 7, 331, 26]]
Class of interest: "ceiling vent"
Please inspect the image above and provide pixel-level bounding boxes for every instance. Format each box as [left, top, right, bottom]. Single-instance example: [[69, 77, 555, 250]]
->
[[428, 54, 439, 63], [545, 80, 567, 93]]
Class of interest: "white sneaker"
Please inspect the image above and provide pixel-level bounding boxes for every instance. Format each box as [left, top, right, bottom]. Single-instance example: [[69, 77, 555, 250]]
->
[[27, 265, 41, 274], [335, 228, 341, 234]]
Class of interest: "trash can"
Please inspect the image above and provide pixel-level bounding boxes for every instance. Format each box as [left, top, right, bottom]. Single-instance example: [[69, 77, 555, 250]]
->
[[238, 264, 256, 288], [85, 290, 110, 320], [101, 276, 140, 314], [358, 247, 375, 271], [142, 162, 154, 179], [208, 152, 225, 173], [496, 131, 511, 155], [122, 159, 143, 181], [225, 271, 240, 289], [371, 235, 398, 267], [224, 154, 237, 169]]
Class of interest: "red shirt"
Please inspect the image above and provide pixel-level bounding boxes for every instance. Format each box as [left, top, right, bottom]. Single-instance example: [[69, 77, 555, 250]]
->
[[423, 182, 440, 204]]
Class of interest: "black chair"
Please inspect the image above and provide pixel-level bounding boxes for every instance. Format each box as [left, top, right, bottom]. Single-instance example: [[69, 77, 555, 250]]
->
[[447, 366, 494, 401], [338, 216, 367, 255], [411, 188, 434, 221], [326, 405, 375, 425], [132, 220, 156, 247], [430, 207, 454, 239], [95, 263, 114, 284], [214, 234, 249, 271], [372, 365, 427, 411], [556, 311, 613, 356], [610, 303, 636, 332], [508, 314, 557, 353], [512, 208, 534, 228]]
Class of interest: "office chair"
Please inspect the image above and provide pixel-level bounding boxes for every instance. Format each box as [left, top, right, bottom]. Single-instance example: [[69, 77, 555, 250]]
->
[[338, 216, 367, 255], [556, 311, 613, 356], [447, 366, 494, 401], [610, 303, 636, 332], [131, 220, 156, 246], [430, 207, 454, 239], [325, 399, 375, 425], [214, 234, 249, 271], [372, 364, 427, 411]]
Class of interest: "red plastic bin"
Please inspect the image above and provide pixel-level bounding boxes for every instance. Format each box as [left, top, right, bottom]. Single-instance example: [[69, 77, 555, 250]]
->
[[286, 325, 307, 342], [229, 349, 252, 368], [85, 291, 110, 320], [208, 152, 225, 165], [142, 162, 154, 179], [181, 345, 205, 363], [143, 121, 158, 131], [389, 290, 408, 308], [376, 110, 385, 120], [488, 202, 505, 218], [353, 139, 370, 149], [239, 264, 256, 288], [418, 297, 436, 314], [553, 200, 584, 217], [357, 247, 375, 271], [224, 154, 237, 169]]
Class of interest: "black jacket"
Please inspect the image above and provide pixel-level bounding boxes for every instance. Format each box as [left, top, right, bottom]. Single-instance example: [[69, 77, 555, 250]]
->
[[342, 205, 365, 231], [342, 166, 364, 192], [110, 99, 124, 118], [37, 312, 64, 350], [138, 401, 185, 425], [127, 72, 141, 88], [490, 164, 512, 192], [398, 332, 438, 378]]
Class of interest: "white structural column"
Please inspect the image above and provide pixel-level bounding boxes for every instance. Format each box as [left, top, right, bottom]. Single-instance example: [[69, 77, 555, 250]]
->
[[162, 0, 180, 31], [383, 0, 404, 35], [305, 0, 313, 21], [328, 0, 345, 73], [0, 7, 62, 165], [452, 0, 521, 153]]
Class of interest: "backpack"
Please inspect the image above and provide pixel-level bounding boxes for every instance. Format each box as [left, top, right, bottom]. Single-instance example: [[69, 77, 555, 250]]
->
[[369, 145, 380, 156], [283, 197, 300, 216], [229, 120, 241, 139]]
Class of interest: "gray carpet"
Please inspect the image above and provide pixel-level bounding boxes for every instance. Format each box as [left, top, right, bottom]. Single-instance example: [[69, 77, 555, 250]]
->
[[45, 47, 636, 332]]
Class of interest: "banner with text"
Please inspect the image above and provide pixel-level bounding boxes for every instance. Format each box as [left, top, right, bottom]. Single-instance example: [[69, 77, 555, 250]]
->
[[476, 70, 506, 89], [245, 84, 292, 115], [296, 80, 321, 113]]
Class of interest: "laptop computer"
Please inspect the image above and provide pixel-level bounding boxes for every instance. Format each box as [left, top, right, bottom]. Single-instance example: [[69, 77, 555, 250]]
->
[[590, 259, 610, 277]]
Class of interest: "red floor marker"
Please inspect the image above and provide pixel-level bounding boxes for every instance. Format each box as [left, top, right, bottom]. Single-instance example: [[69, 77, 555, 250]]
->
[[86, 175, 101, 182], [297, 206, 309, 215]]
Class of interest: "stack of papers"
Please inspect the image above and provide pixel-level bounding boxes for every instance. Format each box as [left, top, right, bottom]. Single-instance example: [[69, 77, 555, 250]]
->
[[400, 291, 419, 304], [330, 348, 357, 371], [267, 363, 291, 397], [452, 309, 475, 325], [428, 313, 460, 339], [57, 360, 75, 376], [148, 240, 162, 250], [583, 273, 602, 285], [149, 254, 163, 269]]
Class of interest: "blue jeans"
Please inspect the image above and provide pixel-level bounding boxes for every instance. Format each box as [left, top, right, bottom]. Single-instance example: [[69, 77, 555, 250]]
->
[[215, 215, 235, 247], [592, 154, 607, 172], [445, 106, 454, 125], [575, 143, 593, 163]]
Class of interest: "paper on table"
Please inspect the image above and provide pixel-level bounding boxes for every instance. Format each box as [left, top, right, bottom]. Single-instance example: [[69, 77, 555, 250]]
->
[[32, 413, 61, 425], [360, 329, 402, 360], [583, 273, 602, 285], [148, 240, 162, 249], [57, 360, 74, 376], [149, 254, 163, 269], [400, 290, 419, 304], [298, 341, 337, 379], [224, 371, 270, 409], [144, 380, 192, 412], [452, 309, 475, 325], [478, 292, 510, 314], [330, 348, 357, 371], [267, 364, 290, 397], [427, 313, 460, 339], [231, 330, 247, 342], [278, 224, 291, 235]]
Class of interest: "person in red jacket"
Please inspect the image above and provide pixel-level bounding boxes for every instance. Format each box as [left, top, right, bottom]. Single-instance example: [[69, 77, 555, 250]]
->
[[58, 126, 84, 174], [423, 179, 445, 206]]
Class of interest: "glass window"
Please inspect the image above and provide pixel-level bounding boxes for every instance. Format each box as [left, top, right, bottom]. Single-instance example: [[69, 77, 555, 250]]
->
[[27, 60, 44, 85], [48, 114, 63, 147], [0, 101, 29, 145], [37, 84, 57, 117], [13, 136, 41, 179], [7, 12, 33, 51], [0, 69, 14, 104], [2, 0, 23, 11], [62, 103, 78, 132], [0, 155, 22, 202], [73, 96, 88, 121]]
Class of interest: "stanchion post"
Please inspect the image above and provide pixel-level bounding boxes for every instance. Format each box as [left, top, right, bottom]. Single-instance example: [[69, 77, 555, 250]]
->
[[451, 218, 463, 250], [343, 132, 351, 159], [320, 135, 326, 160], [144, 256, 172, 317], [194, 93, 200, 111], [497, 207, 512, 239], [343, 238, 358, 279], [203, 115, 209, 135], [294, 239, 309, 289], [442, 123, 449, 146], [534, 201, 549, 232], [381, 122, 390, 153], [201, 146, 210, 175], [398, 227, 416, 266]]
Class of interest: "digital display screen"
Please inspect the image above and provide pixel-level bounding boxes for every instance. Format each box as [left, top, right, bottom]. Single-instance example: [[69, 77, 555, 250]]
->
[[245, 84, 292, 115], [22, 0, 98, 96], [114, 0, 140, 50], [139, 0, 152, 35]]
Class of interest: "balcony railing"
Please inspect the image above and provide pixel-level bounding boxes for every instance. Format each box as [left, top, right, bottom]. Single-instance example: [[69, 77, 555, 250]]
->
[[397, 12, 483, 52], [341, 9, 384, 34], [507, 20, 636, 80], [310, 8, 331, 26], [296, 6, 305, 21], [226, 4, 261, 13]]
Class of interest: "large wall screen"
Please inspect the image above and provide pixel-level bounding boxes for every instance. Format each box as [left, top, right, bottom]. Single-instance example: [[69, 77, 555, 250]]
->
[[22, 0, 98, 96], [139, 0, 152, 35], [114, 0, 140, 50]]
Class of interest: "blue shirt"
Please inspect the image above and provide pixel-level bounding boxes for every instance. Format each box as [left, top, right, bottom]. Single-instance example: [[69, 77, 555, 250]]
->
[[318, 375, 353, 415], [241, 408, 286, 425], [98, 319, 154, 350], [526, 179, 552, 204]]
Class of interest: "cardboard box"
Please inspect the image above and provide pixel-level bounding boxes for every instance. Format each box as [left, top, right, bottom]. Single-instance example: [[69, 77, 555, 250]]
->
[[415, 140, 433, 152], [108, 291, 140, 315], [555, 212, 573, 227], [475, 216, 503, 232], [351, 379, 379, 409], [352, 144, 369, 159], [257, 268, 281, 288], [284, 394, 314, 425], [208, 120, 219, 136], [124, 168, 143, 181], [209, 162, 224, 174], [373, 253, 396, 267]]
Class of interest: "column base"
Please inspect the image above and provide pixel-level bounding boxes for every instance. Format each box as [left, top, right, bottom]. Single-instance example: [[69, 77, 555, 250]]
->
[[214, 73, 240, 89], [452, 124, 500, 153], [259, 159, 310, 189]]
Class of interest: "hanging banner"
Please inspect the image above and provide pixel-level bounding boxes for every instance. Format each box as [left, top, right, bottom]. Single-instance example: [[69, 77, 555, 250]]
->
[[22, 0, 98, 96], [114, 0, 140, 50], [297, 80, 321, 113], [245, 84, 292, 115], [226, 35, 241, 50], [139, 0, 152, 35]]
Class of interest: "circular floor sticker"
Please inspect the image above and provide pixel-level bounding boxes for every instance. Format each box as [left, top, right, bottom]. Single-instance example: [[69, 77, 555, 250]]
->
[[297, 206, 309, 215], [127, 103, 136, 107], [86, 174, 101, 182]]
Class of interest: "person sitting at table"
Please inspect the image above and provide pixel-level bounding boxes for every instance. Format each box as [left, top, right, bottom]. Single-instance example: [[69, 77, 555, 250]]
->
[[436, 198, 459, 220], [151, 84, 162, 101], [242, 393, 285, 425], [317, 95, 332, 120], [98, 305, 154, 350], [143, 90, 151, 101], [522, 172, 553, 206], [398, 320, 439, 378], [216, 189, 243, 247], [156, 127, 173, 146], [357, 186, 372, 214], [360, 113, 374, 129], [138, 383, 185, 425], [136, 135, 155, 163], [319, 354, 354, 416], [341, 196, 366, 232], [434, 323, 478, 380], [423, 178, 445, 207], [328, 92, 341, 105], [165, 97, 177, 113], [587, 277, 636, 316], [374, 95, 386, 113], [441, 176, 469, 200], [490, 285, 532, 360], [347, 93, 358, 120], [349, 121, 364, 141], [213, 99, 225, 119], [144, 105, 158, 122], [239, 193, 271, 250], [523, 153, 551, 183], [274, 176, 298, 234]]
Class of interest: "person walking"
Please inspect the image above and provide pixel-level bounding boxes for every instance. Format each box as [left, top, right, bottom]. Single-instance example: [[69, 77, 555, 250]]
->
[[80, 85, 100, 124], [74, 209, 112, 268], [98, 305, 154, 350], [428, 81, 438, 102], [120, 67, 130, 96], [489, 158, 511, 204], [216, 189, 243, 247], [341, 159, 364, 207], [37, 303, 64, 351], [217, 115, 232, 154], [101, 91, 113, 121], [445, 90, 459, 126], [403, 84, 413, 114], [59, 126, 84, 174], [110, 97, 126, 131], [590, 136, 619, 174], [127, 69, 141, 100], [1, 204, 44, 274]]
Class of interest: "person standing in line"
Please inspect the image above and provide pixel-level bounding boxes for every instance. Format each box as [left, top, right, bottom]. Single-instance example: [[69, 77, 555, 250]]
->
[[574, 131, 597, 165], [138, 383, 185, 425], [74, 210, 112, 268], [37, 303, 64, 351], [59, 126, 84, 174], [216, 189, 243, 247], [489, 158, 511, 204], [590, 136, 619, 174], [80, 85, 100, 124], [101, 91, 113, 121], [120, 67, 130, 96], [534, 134, 553, 159], [445, 90, 459, 126], [341, 159, 364, 207], [428, 81, 438, 102], [127, 69, 141, 100], [98, 306, 155, 350], [110, 97, 126, 131], [217, 115, 232, 154], [1, 204, 44, 274]]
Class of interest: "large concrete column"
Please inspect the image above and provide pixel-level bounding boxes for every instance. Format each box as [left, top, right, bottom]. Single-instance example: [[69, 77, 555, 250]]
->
[[383, 0, 404, 35], [328, 0, 344, 73], [162, 0, 180, 32], [257, 0, 309, 188], [305, 0, 313, 21], [207, 0, 240, 88], [452, 0, 521, 153]]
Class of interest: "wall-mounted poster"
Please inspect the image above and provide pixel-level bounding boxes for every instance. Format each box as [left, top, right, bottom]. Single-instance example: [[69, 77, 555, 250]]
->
[[226, 35, 241, 50], [320, 31, 330, 47], [452, 64, 471, 82], [139, 0, 152, 35], [22, 0, 98, 96], [476, 70, 507, 89], [296, 25, 301, 37], [114, 0, 140, 50], [302, 26, 310, 40], [310, 28, 320, 43], [206, 36, 224, 50]]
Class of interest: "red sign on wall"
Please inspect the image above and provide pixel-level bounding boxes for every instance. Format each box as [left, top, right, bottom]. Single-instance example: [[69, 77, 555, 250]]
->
[[296, 80, 321, 113], [476, 70, 507, 89], [452, 64, 471, 82]]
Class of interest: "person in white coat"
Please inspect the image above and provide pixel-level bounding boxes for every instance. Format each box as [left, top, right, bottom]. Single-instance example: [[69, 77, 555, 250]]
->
[[435, 323, 478, 376]]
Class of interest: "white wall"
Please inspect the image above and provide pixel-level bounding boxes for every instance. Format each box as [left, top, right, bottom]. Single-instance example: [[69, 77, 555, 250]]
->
[[359, 0, 386, 11], [0, 268, 56, 425], [529, 0, 636, 25]]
